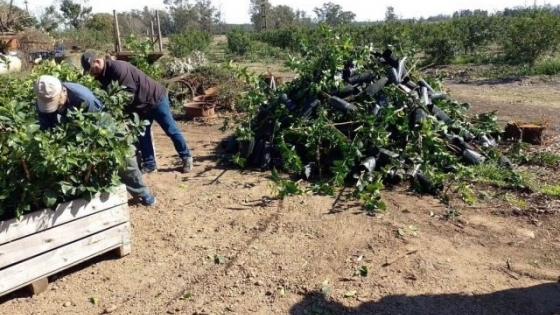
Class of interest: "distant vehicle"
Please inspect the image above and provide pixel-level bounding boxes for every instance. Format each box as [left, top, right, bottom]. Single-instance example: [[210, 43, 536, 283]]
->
[[28, 45, 65, 64], [28, 51, 55, 64]]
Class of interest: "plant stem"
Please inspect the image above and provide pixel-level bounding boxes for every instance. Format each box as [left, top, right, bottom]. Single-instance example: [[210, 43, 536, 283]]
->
[[20, 158, 30, 180], [84, 163, 94, 184], [290, 121, 359, 131]]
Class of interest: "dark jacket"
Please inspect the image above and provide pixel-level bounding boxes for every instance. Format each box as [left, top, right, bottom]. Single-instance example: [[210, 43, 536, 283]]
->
[[94, 60, 166, 115], [37, 82, 103, 130]]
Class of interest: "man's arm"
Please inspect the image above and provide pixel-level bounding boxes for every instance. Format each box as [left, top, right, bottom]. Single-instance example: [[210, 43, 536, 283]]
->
[[63, 82, 104, 114], [81, 94, 103, 113]]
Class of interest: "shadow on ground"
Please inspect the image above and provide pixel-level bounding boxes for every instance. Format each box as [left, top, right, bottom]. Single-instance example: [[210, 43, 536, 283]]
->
[[290, 282, 560, 315]]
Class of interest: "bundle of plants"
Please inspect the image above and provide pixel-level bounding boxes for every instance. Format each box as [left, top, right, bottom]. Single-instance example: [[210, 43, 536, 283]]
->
[[222, 26, 512, 212], [0, 61, 146, 220]]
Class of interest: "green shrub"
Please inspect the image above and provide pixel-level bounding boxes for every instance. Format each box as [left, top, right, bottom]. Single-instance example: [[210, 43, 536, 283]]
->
[[53, 29, 113, 51], [253, 26, 315, 52], [497, 8, 560, 65], [525, 57, 560, 75], [123, 34, 163, 79], [419, 21, 460, 65], [226, 28, 252, 55], [245, 41, 288, 61], [0, 61, 145, 220], [168, 30, 212, 57], [376, 21, 414, 50], [451, 15, 496, 54]]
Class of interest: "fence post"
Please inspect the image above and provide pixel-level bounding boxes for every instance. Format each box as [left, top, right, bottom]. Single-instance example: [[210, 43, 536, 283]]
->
[[113, 10, 121, 53], [156, 11, 163, 52]]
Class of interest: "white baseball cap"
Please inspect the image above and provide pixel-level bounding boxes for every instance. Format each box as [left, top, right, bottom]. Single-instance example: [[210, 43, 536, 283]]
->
[[34, 75, 65, 113]]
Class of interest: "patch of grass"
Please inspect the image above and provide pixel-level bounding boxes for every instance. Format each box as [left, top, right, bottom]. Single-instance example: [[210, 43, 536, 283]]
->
[[227, 41, 289, 63], [480, 57, 560, 78], [454, 183, 477, 205], [450, 54, 496, 65], [524, 57, 560, 76], [480, 65, 527, 78], [458, 163, 538, 192], [506, 142, 530, 164], [501, 192, 528, 208], [540, 184, 560, 198], [529, 152, 560, 167], [444, 208, 462, 219]]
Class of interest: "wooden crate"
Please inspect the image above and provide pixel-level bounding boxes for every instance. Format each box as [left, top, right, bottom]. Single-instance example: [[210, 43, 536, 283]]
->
[[0, 185, 131, 297], [504, 122, 546, 145]]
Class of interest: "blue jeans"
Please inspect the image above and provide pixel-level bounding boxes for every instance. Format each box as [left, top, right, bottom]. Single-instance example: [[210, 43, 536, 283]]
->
[[119, 145, 151, 199], [138, 95, 191, 169]]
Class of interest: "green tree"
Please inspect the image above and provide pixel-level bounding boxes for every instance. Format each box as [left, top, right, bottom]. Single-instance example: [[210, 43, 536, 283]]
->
[[193, 0, 221, 33], [132, 7, 175, 36], [385, 6, 398, 22], [59, 0, 92, 29], [498, 7, 560, 65], [168, 29, 211, 57], [38, 5, 62, 32], [313, 2, 355, 26], [86, 13, 113, 33], [419, 21, 460, 65], [451, 15, 494, 54], [117, 11, 146, 36], [249, 0, 271, 31], [164, 0, 221, 33], [294, 9, 312, 25], [377, 20, 414, 50], [226, 28, 251, 55], [249, 1, 303, 30], [0, 0, 37, 32], [270, 5, 296, 28]]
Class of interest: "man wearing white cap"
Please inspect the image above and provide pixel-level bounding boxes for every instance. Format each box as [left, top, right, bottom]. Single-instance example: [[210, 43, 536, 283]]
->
[[34, 75, 157, 206]]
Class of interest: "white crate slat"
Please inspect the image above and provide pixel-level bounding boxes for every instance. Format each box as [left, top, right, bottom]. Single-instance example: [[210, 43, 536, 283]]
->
[[0, 185, 131, 297], [0, 204, 129, 269], [0, 185, 128, 246], [0, 222, 131, 297]]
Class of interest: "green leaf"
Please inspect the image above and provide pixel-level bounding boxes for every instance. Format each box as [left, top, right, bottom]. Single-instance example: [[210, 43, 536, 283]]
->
[[43, 191, 58, 208], [90, 296, 99, 305], [25, 124, 40, 134], [320, 285, 331, 297], [355, 265, 368, 277], [60, 184, 74, 196], [179, 292, 192, 300], [320, 279, 331, 297], [210, 254, 225, 265], [377, 201, 387, 211]]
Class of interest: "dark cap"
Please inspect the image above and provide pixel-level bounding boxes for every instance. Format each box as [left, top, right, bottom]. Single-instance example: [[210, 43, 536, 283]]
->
[[80, 50, 97, 75]]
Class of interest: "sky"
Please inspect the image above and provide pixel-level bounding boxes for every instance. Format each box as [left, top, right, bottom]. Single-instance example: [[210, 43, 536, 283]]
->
[[20, 0, 560, 24]]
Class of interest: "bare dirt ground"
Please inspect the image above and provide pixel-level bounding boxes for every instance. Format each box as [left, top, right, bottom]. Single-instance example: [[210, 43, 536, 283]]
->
[[1, 80, 560, 315], [447, 76, 560, 134]]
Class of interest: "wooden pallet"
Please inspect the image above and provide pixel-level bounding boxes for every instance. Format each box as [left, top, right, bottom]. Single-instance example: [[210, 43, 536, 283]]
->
[[0, 185, 131, 297]]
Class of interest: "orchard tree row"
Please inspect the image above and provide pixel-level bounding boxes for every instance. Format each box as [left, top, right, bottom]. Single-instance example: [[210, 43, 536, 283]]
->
[[3, 0, 560, 66], [234, 5, 560, 66]]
